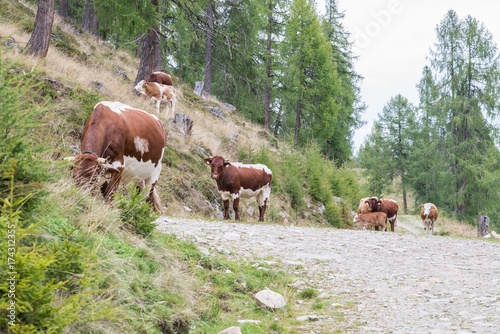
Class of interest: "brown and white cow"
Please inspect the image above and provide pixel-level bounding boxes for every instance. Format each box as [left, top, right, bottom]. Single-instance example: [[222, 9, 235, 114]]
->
[[364, 197, 399, 232], [133, 80, 177, 116], [420, 202, 438, 235], [204, 156, 272, 222], [68, 101, 167, 212], [353, 212, 387, 231], [147, 71, 173, 86]]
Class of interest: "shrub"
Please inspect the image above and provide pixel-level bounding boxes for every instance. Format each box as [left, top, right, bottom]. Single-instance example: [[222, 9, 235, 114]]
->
[[115, 185, 159, 237]]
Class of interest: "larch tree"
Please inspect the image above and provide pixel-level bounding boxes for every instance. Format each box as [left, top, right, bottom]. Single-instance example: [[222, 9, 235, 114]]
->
[[322, 0, 365, 163], [429, 10, 500, 219], [282, 0, 340, 150], [26, 0, 56, 58], [359, 95, 416, 212]]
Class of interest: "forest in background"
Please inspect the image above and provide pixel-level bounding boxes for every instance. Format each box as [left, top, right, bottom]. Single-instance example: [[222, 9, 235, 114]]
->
[[359, 10, 500, 225]]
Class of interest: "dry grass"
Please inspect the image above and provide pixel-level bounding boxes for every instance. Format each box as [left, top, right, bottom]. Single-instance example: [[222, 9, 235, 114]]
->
[[436, 217, 478, 238]]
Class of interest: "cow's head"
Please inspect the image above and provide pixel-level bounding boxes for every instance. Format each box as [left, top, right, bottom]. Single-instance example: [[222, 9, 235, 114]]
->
[[204, 156, 229, 180], [364, 197, 380, 211], [133, 80, 146, 95], [68, 152, 119, 188]]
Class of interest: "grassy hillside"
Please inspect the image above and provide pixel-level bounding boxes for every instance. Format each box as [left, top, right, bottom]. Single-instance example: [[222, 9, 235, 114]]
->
[[0, 1, 365, 333]]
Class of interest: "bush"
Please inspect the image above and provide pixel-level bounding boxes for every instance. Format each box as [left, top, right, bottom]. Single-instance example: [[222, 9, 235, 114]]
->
[[115, 185, 159, 237]]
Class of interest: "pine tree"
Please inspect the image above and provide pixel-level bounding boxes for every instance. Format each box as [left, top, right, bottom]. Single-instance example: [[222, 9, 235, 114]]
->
[[359, 95, 416, 211], [428, 10, 500, 219]]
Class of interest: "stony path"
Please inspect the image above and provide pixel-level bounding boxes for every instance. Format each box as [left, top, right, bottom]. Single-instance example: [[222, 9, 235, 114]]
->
[[155, 216, 500, 333]]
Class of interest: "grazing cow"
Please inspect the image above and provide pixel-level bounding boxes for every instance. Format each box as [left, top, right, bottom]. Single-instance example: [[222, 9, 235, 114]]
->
[[364, 197, 399, 232], [353, 212, 387, 231], [68, 101, 167, 212], [204, 156, 272, 222], [147, 71, 173, 86], [420, 202, 438, 235], [134, 80, 176, 115]]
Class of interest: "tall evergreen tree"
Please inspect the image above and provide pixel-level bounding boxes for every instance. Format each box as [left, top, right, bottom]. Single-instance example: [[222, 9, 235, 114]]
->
[[428, 10, 500, 219], [282, 0, 341, 153], [322, 0, 365, 163], [359, 95, 416, 211]]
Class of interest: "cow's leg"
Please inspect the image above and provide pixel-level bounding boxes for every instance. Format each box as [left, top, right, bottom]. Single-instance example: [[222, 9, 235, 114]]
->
[[170, 98, 175, 117], [223, 199, 230, 220], [257, 187, 271, 222], [258, 199, 268, 222], [233, 198, 240, 221], [155, 99, 161, 113]]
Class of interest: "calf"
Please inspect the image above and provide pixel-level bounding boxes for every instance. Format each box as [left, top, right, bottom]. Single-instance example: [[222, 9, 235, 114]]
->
[[353, 212, 387, 231], [420, 202, 438, 235], [204, 156, 272, 222], [147, 71, 173, 86], [134, 80, 176, 116], [364, 197, 399, 232]]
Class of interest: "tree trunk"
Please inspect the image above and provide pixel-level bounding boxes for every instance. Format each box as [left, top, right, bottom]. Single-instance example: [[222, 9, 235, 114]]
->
[[263, 2, 273, 131], [204, 1, 214, 95], [26, 0, 56, 58], [477, 216, 489, 237], [135, 0, 161, 85], [57, 0, 70, 21], [82, 0, 98, 36], [294, 97, 301, 145]]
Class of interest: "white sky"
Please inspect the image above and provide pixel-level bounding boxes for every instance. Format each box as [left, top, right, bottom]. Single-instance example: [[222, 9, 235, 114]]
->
[[325, 0, 500, 153]]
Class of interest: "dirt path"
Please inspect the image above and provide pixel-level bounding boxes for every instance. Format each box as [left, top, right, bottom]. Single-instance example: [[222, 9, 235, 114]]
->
[[156, 215, 500, 333]]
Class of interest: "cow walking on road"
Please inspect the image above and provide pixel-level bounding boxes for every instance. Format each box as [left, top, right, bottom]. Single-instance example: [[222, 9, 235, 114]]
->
[[204, 156, 272, 222], [420, 202, 438, 235]]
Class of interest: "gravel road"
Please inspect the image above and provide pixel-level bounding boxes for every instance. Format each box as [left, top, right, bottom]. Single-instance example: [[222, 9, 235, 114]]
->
[[156, 215, 500, 333]]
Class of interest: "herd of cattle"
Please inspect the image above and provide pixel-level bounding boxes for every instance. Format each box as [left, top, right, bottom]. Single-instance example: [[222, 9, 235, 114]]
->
[[354, 197, 439, 234], [65, 71, 273, 221], [65, 71, 438, 232]]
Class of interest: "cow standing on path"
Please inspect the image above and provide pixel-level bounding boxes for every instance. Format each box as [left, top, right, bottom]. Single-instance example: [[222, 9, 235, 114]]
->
[[204, 156, 272, 222], [364, 197, 399, 232], [68, 101, 167, 212], [420, 202, 439, 234]]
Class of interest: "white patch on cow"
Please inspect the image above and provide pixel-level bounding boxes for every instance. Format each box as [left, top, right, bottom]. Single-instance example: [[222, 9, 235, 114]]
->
[[423, 203, 432, 216], [231, 162, 273, 176], [219, 190, 235, 201], [134, 136, 149, 155], [121, 153, 163, 186], [99, 101, 130, 114], [107, 160, 124, 169]]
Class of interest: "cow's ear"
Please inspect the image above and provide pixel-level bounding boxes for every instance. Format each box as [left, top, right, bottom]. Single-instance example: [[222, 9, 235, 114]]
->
[[204, 158, 212, 165], [224, 162, 230, 167]]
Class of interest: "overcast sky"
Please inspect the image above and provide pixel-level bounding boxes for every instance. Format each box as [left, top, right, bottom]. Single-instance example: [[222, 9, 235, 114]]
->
[[328, 0, 500, 152]]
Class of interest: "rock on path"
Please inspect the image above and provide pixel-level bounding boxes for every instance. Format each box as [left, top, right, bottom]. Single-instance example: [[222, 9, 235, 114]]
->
[[155, 216, 500, 333]]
